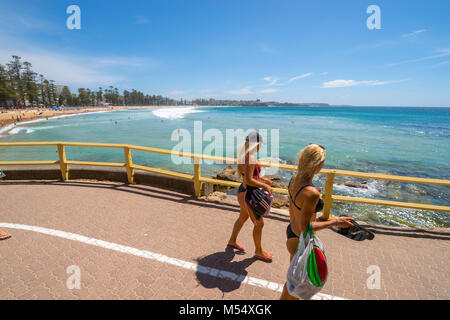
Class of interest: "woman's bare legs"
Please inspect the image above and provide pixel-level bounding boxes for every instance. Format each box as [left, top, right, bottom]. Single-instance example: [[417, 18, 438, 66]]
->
[[280, 237, 301, 300], [228, 191, 271, 258], [250, 212, 269, 258], [243, 198, 271, 258], [227, 191, 250, 248]]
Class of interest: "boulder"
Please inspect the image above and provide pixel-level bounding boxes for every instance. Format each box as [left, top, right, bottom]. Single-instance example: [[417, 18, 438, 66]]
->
[[216, 165, 241, 183], [216, 173, 242, 183], [342, 181, 369, 189], [263, 174, 282, 181], [272, 194, 289, 208], [219, 165, 236, 176], [203, 191, 227, 202], [271, 181, 288, 189]]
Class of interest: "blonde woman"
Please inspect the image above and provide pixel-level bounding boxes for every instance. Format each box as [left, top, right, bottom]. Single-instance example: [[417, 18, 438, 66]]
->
[[227, 132, 274, 262], [280, 144, 354, 300]]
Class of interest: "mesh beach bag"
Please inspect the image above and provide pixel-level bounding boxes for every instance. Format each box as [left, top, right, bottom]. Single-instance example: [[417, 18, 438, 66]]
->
[[286, 222, 328, 299]]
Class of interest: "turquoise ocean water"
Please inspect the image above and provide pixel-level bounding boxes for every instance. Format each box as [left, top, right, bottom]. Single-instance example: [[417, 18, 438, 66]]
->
[[0, 106, 449, 228]]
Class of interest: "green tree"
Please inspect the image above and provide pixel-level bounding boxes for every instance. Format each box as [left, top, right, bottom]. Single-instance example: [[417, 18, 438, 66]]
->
[[49, 80, 57, 105], [0, 64, 15, 105], [96, 87, 103, 105], [22, 61, 39, 105], [60, 86, 73, 106], [78, 88, 87, 106], [43, 79, 51, 106], [38, 75, 48, 106], [6, 55, 25, 105]]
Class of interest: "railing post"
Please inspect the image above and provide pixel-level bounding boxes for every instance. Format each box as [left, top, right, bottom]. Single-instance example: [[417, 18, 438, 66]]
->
[[322, 171, 335, 220], [57, 144, 69, 181], [193, 156, 202, 197], [124, 146, 134, 184]]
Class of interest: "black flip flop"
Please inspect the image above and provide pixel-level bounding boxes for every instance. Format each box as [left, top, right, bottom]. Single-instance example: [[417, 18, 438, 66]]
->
[[350, 218, 375, 240], [337, 215, 375, 241]]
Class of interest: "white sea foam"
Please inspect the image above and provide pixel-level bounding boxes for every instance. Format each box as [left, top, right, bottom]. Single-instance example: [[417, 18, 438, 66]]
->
[[6, 127, 35, 135], [259, 157, 287, 176], [49, 110, 111, 120], [152, 107, 204, 120], [0, 124, 15, 135], [333, 180, 381, 197], [8, 127, 27, 135], [0, 118, 46, 137]]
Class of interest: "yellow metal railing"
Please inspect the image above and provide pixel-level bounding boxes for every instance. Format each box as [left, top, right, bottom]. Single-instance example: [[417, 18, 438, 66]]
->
[[0, 141, 449, 219]]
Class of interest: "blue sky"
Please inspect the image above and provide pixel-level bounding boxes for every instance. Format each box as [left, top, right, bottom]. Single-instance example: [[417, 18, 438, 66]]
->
[[0, 0, 449, 106]]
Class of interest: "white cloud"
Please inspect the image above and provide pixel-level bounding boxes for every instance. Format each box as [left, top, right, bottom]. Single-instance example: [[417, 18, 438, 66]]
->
[[91, 57, 152, 68], [321, 72, 329, 75], [288, 73, 312, 82], [0, 48, 125, 85], [263, 77, 279, 86], [261, 88, 279, 93], [0, 12, 56, 33], [386, 48, 450, 67], [431, 61, 450, 68], [199, 89, 215, 94], [0, 33, 157, 88], [226, 87, 253, 95], [0, 19, 157, 88], [170, 90, 186, 96], [402, 29, 427, 37], [321, 79, 410, 88]]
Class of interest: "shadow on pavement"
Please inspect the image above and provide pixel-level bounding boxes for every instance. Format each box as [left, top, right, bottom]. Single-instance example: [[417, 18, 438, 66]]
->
[[4, 181, 447, 239], [195, 246, 256, 297], [362, 224, 450, 240], [329, 222, 450, 241], [0, 180, 290, 223]]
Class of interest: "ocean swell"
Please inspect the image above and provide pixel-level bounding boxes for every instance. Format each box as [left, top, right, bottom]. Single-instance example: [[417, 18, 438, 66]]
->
[[152, 107, 204, 120]]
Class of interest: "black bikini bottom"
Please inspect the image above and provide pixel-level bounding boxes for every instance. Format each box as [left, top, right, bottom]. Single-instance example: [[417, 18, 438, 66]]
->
[[237, 183, 246, 193], [238, 184, 262, 221], [286, 224, 299, 239]]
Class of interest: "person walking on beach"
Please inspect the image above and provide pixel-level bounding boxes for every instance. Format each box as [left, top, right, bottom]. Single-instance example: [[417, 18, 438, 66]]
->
[[280, 144, 354, 300], [227, 132, 274, 262]]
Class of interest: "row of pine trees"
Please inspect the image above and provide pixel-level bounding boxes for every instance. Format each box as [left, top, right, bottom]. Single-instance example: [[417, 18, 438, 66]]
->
[[0, 55, 184, 108]]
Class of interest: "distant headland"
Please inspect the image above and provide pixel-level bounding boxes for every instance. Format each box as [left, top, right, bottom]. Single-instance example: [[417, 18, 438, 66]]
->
[[190, 99, 330, 107]]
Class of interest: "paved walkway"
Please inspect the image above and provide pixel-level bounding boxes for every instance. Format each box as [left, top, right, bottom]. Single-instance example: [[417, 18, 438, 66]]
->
[[0, 180, 449, 300]]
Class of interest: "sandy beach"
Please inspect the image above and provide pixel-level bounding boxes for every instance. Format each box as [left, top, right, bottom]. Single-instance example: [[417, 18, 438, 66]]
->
[[0, 105, 209, 129]]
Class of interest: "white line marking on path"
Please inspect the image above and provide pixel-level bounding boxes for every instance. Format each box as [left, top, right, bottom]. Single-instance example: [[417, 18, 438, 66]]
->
[[0, 223, 346, 300]]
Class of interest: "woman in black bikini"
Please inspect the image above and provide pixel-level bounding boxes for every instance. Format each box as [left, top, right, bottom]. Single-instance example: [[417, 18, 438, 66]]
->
[[280, 144, 354, 300], [227, 132, 274, 262]]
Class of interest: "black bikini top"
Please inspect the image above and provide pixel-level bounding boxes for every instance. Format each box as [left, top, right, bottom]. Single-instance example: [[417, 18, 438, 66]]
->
[[288, 177, 324, 213]]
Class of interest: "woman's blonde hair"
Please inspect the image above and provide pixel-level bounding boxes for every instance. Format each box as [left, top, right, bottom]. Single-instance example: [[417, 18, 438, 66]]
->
[[296, 144, 326, 181], [236, 137, 261, 178]]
